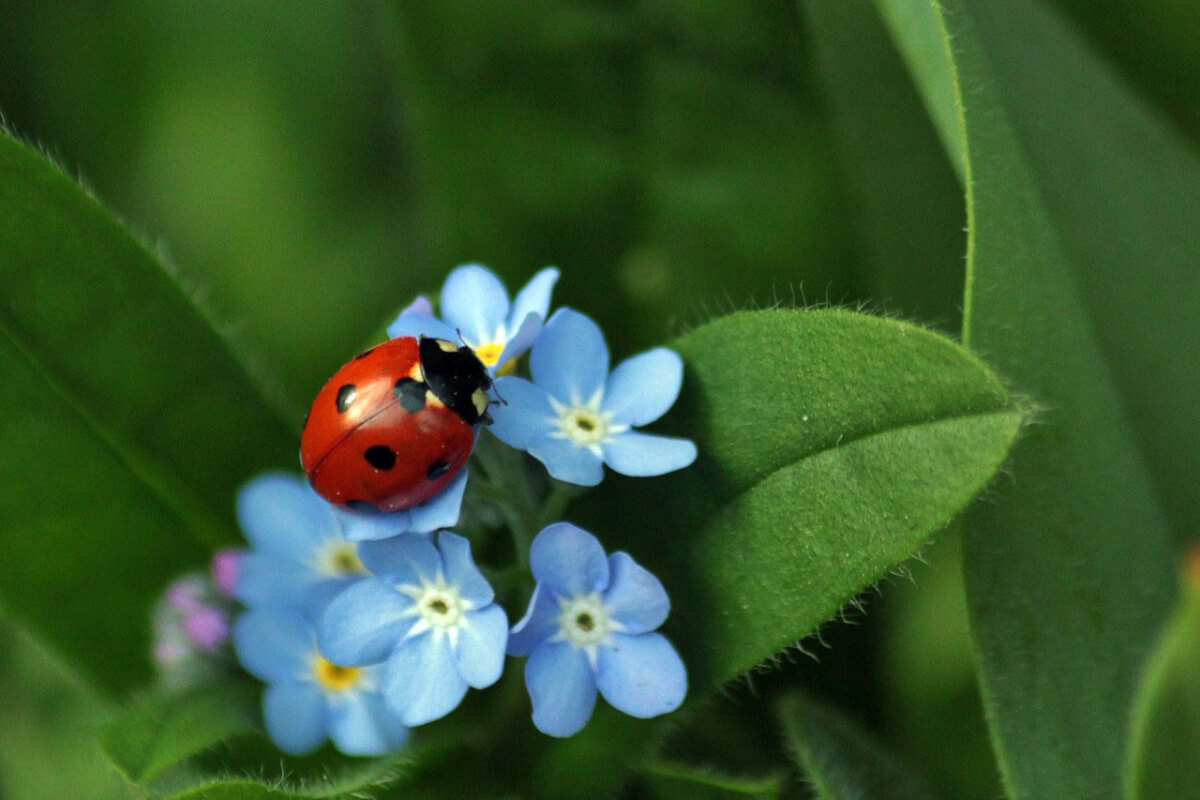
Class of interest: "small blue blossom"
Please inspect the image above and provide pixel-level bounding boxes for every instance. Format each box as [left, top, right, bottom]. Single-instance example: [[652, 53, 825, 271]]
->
[[234, 608, 410, 756], [508, 523, 687, 737], [387, 263, 560, 373], [488, 309, 697, 486], [318, 532, 508, 726], [235, 472, 467, 618]]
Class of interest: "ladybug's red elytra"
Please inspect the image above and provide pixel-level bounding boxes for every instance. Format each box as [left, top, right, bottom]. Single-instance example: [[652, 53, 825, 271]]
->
[[300, 336, 492, 513]]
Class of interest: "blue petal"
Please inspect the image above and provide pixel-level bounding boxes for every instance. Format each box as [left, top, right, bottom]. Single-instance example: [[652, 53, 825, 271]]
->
[[528, 436, 605, 486], [336, 505, 416, 543], [440, 264, 510, 346], [318, 579, 413, 667], [438, 532, 493, 607], [357, 533, 441, 586], [602, 432, 697, 477], [488, 377, 556, 450], [507, 584, 561, 656], [234, 609, 314, 683], [507, 267, 560, 330], [455, 605, 508, 688], [526, 641, 598, 738], [530, 522, 610, 598], [494, 312, 542, 371], [603, 552, 670, 635], [595, 632, 687, 719], [263, 682, 327, 755], [405, 469, 468, 533], [237, 473, 333, 557], [327, 691, 409, 756], [235, 552, 314, 610], [400, 295, 434, 317], [530, 309, 609, 404], [384, 632, 469, 726], [386, 311, 457, 342], [602, 348, 684, 426]]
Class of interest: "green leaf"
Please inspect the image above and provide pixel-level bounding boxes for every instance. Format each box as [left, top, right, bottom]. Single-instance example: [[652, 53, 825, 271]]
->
[[576, 309, 1020, 685], [101, 683, 413, 799], [642, 760, 784, 799], [101, 685, 258, 787], [873, 0, 1180, 795], [0, 131, 296, 694], [1126, 570, 1200, 800], [778, 693, 936, 800]]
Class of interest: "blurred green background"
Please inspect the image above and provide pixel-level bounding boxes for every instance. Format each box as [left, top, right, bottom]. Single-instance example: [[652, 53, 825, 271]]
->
[[0, 1, 1196, 797]]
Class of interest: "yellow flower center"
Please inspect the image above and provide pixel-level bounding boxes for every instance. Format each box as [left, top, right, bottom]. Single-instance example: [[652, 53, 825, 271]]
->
[[317, 542, 366, 577], [315, 656, 363, 692], [474, 342, 505, 368]]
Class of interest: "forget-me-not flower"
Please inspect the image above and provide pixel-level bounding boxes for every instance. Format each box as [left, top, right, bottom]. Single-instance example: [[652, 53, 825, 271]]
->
[[318, 532, 508, 726], [387, 263, 560, 373], [508, 522, 687, 737], [488, 309, 697, 486], [234, 608, 410, 756]]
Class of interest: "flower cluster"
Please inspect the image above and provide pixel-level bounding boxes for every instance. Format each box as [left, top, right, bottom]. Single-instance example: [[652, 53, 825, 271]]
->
[[204, 264, 694, 756]]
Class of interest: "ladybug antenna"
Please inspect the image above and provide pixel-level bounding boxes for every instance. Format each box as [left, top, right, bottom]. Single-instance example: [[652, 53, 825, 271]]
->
[[490, 381, 508, 407]]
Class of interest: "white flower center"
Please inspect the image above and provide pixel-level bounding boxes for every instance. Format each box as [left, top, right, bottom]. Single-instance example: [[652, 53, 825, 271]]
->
[[549, 391, 628, 455], [399, 573, 473, 646], [314, 541, 367, 577], [556, 593, 617, 650]]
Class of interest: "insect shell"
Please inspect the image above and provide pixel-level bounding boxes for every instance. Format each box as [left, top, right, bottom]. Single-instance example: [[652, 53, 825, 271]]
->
[[300, 336, 492, 514]]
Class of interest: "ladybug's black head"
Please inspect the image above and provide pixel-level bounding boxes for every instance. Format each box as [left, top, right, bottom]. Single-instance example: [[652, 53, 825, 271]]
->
[[419, 337, 492, 425]]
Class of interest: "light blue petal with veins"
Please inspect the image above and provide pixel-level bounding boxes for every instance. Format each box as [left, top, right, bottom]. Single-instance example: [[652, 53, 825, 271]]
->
[[602, 552, 670, 635], [234, 608, 314, 683], [328, 691, 409, 756], [603, 348, 684, 427], [385, 632, 469, 726], [530, 522, 610, 597], [602, 432, 697, 477], [595, 632, 687, 718], [237, 473, 332, 557], [406, 469, 468, 533], [264, 683, 327, 755], [528, 436, 605, 486], [438, 532, 493, 606], [455, 605, 508, 688], [357, 534, 441, 586], [526, 641, 598, 738], [530, 309, 609, 404], [440, 264, 510, 346], [495, 312, 543, 370], [507, 584, 561, 656], [318, 579, 413, 667], [386, 311, 456, 342], [489, 378, 556, 450], [336, 505, 414, 543], [508, 267, 559, 330]]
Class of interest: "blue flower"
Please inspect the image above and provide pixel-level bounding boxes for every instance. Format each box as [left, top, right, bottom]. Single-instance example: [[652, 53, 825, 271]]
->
[[487, 309, 697, 486], [235, 473, 467, 616], [387, 263, 560, 373], [318, 532, 508, 726], [508, 523, 687, 737], [234, 608, 410, 756]]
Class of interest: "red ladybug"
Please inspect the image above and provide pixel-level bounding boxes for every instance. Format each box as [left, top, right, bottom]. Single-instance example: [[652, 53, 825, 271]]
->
[[301, 336, 492, 513]]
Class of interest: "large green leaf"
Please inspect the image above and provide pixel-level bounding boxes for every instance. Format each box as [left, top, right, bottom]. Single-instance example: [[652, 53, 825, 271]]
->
[[778, 693, 936, 800], [577, 309, 1020, 685], [0, 131, 296, 694], [874, 0, 1180, 795], [1126, 569, 1200, 800]]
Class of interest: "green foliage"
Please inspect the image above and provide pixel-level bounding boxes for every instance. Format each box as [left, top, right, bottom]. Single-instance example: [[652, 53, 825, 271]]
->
[[779, 693, 936, 800], [581, 309, 1020, 684], [1126, 571, 1200, 800], [876, 0, 1187, 795], [0, 131, 296, 696]]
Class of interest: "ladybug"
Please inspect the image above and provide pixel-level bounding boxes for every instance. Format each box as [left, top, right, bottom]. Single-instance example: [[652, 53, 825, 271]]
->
[[300, 336, 492, 513]]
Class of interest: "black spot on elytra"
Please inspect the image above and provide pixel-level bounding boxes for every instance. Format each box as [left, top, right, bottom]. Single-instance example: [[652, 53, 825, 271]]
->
[[427, 460, 451, 480], [364, 445, 397, 470], [394, 378, 426, 413], [354, 347, 375, 360], [346, 499, 380, 514], [336, 384, 357, 413]]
